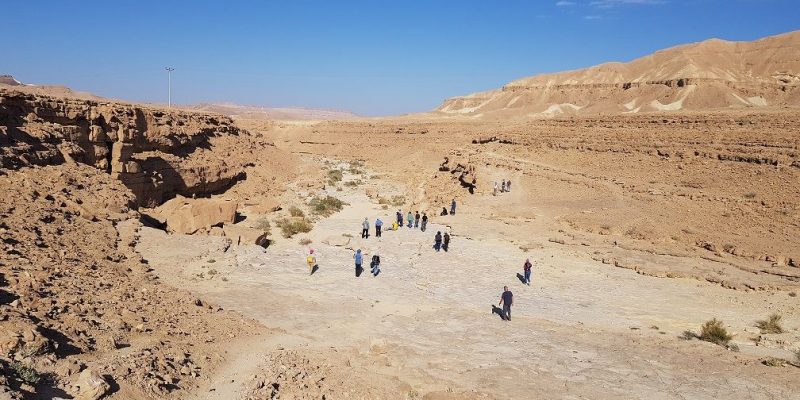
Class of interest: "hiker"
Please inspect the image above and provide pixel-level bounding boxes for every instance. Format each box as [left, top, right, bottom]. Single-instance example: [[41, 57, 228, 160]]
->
[[407, 211, 414, 228], [493, 182, 498, 196], [450, 199, 456, 215], [354, 249, 363, 277], [396, 210, 403, 227], [370, 251, 381, 276], [499, 286, 513, 321], [434, 231, 442, 251], [440, 207, 448, 216], [414, 211, 420, 228], [443, 232, 450, 252], [306, 249, 317, 275], [392, 220, 399, 231], [375, 218, 383, 237], [501, 179, 506, 192], [506, 179, 511, 192], [421, 213, 428, 232], [523, 258, 532, 285], [361, 217, 370, 239]]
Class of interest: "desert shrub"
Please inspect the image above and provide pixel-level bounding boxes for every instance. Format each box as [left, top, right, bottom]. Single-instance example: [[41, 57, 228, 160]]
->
[[390, 195, 406, 207], [10, 362, 41, 385], [378, 197, 390, 205], [744, 192, 757, 199], [299, 238, 312, 246], [275, 217, 314, 238], [327, 169, 343, 185], [344, 180, 362, 187], [762, 357, 785, 367], [756, 313, 784, 334], [309, 196, 347, 216], [254, 218, 271, 235], [288, 206, 305, 218], [699, 318, 733, 346]]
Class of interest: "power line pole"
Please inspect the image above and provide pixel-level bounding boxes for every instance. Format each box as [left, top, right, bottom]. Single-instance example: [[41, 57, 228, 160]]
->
[[165, 67, 174, 108]]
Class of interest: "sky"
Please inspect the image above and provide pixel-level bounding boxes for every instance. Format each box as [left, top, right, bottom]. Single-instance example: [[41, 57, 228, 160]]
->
[[2, 1, 797, 116]]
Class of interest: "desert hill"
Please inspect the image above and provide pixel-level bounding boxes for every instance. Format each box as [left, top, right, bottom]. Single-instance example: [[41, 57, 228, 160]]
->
[[436, 30, 800, 118], [190, 102, 360, 121]]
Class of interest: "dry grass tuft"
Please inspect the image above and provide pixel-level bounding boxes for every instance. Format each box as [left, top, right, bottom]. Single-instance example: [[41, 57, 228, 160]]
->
[[288, 206, 305, 218], [275, 217, 314, 238], [756, 313, 784, 334], [698, 318, 733, 346], [309, 196, 347, 216]]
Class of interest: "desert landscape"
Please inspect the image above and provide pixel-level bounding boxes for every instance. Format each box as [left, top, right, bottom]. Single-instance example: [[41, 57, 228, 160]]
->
[[1, 18, 800, 400]]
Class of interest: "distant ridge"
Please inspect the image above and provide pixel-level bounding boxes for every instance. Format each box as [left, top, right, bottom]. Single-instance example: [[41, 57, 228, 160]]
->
[[435, 30, 800, 118], [190, 103, 360, 121]]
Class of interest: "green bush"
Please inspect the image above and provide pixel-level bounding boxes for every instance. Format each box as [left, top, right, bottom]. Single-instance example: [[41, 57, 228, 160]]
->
[[10, 362, 41, 385], [757, 313, 784, 334], [699, 318, 733, 346], [309, 196, 347, 216]]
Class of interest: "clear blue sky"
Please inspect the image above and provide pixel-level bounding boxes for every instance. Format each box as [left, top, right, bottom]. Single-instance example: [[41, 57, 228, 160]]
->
[[3, 1, 797, 116]]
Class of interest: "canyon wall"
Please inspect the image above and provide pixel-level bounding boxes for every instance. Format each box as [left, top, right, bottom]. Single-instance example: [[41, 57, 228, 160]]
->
[[0, 88, 248, 206]]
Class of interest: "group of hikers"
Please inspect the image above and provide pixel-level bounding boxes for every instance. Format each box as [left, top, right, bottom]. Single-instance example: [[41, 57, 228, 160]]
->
[[305, 196, 530, 322], [492, 179, 512, 196]]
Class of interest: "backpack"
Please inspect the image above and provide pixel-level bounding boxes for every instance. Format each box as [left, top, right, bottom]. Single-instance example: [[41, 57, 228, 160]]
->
[[307, 256, 315, 265]]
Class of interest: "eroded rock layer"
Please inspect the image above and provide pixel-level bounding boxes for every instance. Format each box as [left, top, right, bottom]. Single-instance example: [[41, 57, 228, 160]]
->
[[0, 89, 247, 206]]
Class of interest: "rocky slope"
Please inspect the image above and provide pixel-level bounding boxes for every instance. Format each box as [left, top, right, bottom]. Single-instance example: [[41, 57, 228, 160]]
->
[[436, 30, 800, 118], [0, 88, 269, 206]]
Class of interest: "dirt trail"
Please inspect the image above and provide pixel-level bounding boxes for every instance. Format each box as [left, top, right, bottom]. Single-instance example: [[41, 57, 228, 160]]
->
[[137, 162, 800, 399]]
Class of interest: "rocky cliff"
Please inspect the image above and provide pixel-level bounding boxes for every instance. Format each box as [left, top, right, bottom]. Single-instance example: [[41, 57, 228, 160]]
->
[[436, 30, 800, 118], [0, 88, 251, 206]]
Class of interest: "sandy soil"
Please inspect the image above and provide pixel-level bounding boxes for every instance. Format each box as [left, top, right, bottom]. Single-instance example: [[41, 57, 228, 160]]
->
[[137, 157, 800, 399]]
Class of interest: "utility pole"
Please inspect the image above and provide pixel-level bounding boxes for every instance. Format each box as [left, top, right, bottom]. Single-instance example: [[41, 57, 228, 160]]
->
[[165, 67, 174, 108]]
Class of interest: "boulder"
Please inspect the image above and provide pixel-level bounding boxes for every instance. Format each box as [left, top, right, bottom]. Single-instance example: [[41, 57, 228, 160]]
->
[[73, 368, 110, 400], [149, 196, 238, 235], [223, 224, 270, 247]]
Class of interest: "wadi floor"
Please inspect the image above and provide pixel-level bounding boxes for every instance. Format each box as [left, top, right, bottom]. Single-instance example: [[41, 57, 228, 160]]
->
[[137, 149, 800, 399]]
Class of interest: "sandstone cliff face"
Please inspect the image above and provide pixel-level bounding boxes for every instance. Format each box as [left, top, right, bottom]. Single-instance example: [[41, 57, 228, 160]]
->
[[0, 88, 247, 206], [436, 30, 800, 117]]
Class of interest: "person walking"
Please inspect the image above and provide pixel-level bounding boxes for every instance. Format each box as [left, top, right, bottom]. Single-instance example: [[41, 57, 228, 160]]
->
[[421, 213, 428, 232], [506, 179, 512, 192], [450, 199, 457, 215], [434, 231, 442, 251], [414, 211, 420, 228], [501, 179, 506, 192], [407, 211, 414, 228], [493, 182, 498, 196], [370, 251, 381, 276], [361, 217, 370, 239], [523, 258, 532, 285], [306, 249, 317, 275], [354, 249, 363, 277], [443, 232, 450, 252], [375, 218, 383, 237], [396, 210, 403, 227], [499, 286, 513, 321]]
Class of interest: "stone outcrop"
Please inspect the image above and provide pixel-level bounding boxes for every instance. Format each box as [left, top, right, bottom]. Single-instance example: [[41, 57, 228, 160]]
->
[[0, 88, 247, 205], [148, 196, 238, 235]]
